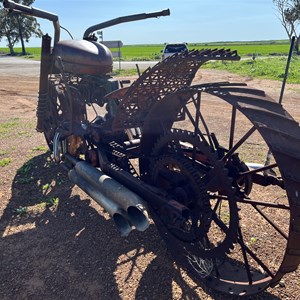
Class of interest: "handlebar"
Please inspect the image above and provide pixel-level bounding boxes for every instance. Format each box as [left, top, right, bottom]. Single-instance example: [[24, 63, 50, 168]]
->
[[3, 0, 170, 45], [83, 9, 170, 39], [3, 0, 58, 22], [3, 0, 60, 44]]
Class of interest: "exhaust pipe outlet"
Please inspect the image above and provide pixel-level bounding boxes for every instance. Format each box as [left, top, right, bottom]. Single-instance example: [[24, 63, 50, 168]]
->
[[245, 162, 265, 170], [68, 169, 132, 237], [74, 161, 150, 232]]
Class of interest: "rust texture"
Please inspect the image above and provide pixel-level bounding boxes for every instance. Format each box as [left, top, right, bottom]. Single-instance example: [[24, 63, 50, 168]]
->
[[112, 49, 239, 130]]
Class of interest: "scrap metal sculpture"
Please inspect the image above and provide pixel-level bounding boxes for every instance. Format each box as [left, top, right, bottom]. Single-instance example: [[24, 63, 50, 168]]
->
[[4, 0, 300, 296]]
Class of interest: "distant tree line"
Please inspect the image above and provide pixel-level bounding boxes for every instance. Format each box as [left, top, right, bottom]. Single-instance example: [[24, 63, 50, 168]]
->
[[273, 0, 300, 53], [0, 0, 42, 55]]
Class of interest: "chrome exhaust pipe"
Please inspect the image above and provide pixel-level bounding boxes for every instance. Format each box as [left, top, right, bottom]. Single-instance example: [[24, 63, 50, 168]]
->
[[68, 169, 132, 237], [67, 159, 150, 232], [74, 161, 150, 232]]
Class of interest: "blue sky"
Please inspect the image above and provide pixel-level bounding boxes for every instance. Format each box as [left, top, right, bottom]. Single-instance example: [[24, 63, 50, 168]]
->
[[1, 0, 288, 47]]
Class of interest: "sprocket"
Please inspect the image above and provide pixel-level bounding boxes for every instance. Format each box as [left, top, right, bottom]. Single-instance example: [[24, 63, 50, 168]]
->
[[151, 155, 212, 242], [149, 129, 240, 259]]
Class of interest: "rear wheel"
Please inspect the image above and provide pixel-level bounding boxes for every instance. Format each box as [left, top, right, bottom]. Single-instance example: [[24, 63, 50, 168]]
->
[[141, 84, 300, 295]]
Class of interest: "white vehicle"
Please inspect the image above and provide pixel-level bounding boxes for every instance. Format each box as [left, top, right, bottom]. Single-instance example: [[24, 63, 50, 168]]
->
[[161, 43, 188, 60]]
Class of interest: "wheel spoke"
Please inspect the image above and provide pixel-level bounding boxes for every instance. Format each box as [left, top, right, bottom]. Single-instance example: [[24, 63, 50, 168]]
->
[[203, 235, 221, 278], [211, 194, 289, 239], [191, 92, 214, 148], [239, 163, 278, 177], [237, 227, 253, 284], [240, 198, 289, 210], [229, 106, 236, 149], [192, 92, 202, 162], [211, 211, 229, 234], [210, 193, 290, 210], [236, 235, 275, 278], [214, 209, 275, 278], [183, 106, 208, 145], [212, 198, 222, 212], [212, 209, 275, 278], [222, 126, 257, 162], [253, 205, 288, 240], [192, 92, 201, 137]]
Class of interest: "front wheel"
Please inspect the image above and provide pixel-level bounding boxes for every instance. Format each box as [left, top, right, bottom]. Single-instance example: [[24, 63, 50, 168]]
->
[[43, 77, 87, 160]]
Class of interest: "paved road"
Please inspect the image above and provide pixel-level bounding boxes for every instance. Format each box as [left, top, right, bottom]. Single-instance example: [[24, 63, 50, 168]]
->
[[0, 54, 158, 76], [0, 55, 40, 76]]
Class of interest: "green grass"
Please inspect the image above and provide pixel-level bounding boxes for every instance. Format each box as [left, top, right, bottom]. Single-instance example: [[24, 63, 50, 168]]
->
[[203, 56, 300, 83], [45, 197, 59, 207], [31, 145, 48, 152], [112, 68, 141, 77], [13, 196, 60, 217], [0, 47, 41, 59], [0, 118, 20, 137], [0, 118, 35, 142], [0, 158, 12, 167], [0, 150, 8, 157]]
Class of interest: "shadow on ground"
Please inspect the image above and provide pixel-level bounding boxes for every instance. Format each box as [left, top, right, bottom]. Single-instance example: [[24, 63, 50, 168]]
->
[[0, 153, 281, 300]]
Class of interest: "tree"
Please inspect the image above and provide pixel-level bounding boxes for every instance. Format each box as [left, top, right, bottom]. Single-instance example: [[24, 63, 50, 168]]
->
[[0, 0, 43, 55], [273, 0, 300, 53]]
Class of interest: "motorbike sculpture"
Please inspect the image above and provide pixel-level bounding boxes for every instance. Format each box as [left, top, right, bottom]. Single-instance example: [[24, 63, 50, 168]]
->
[[4, 0, 300, 296]]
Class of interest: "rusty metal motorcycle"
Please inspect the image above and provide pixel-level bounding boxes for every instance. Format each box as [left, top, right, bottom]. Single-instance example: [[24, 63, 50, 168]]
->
[[3, 0, 300, 296]]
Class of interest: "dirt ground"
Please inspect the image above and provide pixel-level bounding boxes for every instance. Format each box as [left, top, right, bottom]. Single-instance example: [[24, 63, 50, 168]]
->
[[0, 69, 300, 300]]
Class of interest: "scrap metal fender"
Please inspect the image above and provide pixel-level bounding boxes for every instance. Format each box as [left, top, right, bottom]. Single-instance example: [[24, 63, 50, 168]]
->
[[140, 91, 188, 149], [139, 89, 191, 179]]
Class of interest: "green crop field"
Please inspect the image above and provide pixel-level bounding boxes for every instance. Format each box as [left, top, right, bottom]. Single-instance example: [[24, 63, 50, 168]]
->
[[116, 41, 291, 60], [1, 40, 299, 83], [0, 40, 291, 60], [0, 47, 41, 58]]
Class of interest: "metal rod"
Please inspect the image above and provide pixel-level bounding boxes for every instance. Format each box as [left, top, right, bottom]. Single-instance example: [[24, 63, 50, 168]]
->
[[210, 193, 290, 210], [183, 105, 207, 144], [239, 163, 277, 177], [3, 0, 60, 44], [238, 227, 253, 284], [192, 92, 202, 162], [83, 9, 170, 39], [236, 235, 274, 278], [36, 34, 51, 132], [222, 126, 256, 162], [136, 64, 141, 77], [279, 36, 295, 105], [253, 205, 288, 240], [212, 211, 274, 278], [229, 106, 236, 149]]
